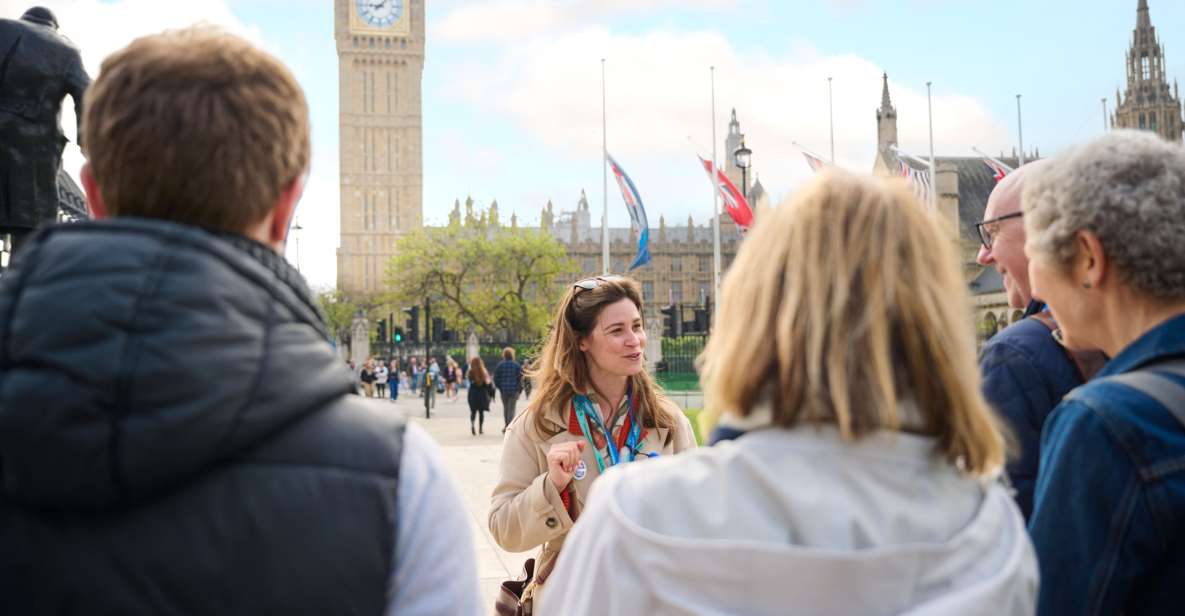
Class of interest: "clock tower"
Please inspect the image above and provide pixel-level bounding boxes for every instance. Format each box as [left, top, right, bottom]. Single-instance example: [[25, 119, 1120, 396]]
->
[[335, 0, 425, 294]]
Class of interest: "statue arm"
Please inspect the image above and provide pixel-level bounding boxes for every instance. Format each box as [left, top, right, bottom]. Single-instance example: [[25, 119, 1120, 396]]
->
[[66, 50, 91, 148]]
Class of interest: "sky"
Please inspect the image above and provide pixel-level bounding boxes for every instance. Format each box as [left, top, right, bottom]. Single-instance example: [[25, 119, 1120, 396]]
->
[[4, 0, 1181, 290]]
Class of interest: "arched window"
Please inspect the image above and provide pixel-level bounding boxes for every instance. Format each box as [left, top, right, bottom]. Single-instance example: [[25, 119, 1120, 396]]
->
[[1140, 113, 1146, 129], [1142, 54, 1151, 80]]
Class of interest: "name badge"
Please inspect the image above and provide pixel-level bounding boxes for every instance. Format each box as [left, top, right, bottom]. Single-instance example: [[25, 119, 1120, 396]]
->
[[573, 459, 588, 481]]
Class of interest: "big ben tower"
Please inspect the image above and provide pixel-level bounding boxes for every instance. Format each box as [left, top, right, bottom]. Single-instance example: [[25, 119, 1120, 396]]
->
[[335, 0, 425, 294]]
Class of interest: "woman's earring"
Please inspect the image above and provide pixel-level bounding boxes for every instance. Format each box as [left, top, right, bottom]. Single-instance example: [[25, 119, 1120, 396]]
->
[[1082, 281, 1092, 289]]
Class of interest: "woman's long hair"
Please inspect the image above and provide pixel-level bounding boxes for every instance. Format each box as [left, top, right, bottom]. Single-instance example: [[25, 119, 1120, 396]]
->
[[698, 170, 1006, 476], [469, 357, 490, 386], [526, 276, 677, 439]]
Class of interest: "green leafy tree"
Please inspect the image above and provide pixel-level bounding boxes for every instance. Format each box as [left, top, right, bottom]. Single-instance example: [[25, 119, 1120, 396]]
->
[[385, 211, 571, 341], [316, 290, 358, 344]]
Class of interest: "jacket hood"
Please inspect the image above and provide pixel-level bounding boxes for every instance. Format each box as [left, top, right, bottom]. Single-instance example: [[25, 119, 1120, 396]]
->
[[542, 427, 1038, 615], [0, 219, 354, 510]]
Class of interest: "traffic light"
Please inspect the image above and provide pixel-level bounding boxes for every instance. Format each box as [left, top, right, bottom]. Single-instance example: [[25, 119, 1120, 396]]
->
[[693, 308, 708, 333], [403, 306, 420, 343], [376, 319, 387, 344], [660, 304, 681, 338], [431, 317, 445, 343], [394, 327, 404, 344]]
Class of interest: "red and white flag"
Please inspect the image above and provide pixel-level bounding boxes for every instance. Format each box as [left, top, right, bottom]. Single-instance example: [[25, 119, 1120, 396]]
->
[[698, 156, 754, 231], [802, 152, 828, 173], [983, 159, 1009, 183]]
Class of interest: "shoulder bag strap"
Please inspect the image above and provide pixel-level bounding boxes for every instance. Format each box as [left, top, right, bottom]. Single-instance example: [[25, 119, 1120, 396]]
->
[[1101, 359, 1185, 430]]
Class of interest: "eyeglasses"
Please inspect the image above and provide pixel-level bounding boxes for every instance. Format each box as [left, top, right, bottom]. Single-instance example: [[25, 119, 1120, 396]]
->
[[573, 274, 625, 291], [974, 212, 1024, 250]]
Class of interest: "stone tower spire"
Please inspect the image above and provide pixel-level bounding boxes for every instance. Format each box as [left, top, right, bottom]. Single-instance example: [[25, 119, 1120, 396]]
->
[[1113, 0, 1183, 141], [723, 109, 745, 193], [874, 73, 900, 174]]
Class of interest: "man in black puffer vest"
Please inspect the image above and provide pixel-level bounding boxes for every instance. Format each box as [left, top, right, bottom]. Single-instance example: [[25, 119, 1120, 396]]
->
[[0, 27, 481, 615]]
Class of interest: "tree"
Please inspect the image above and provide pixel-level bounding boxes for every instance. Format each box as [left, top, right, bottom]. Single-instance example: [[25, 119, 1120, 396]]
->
[[385, 209, 572, 341], [316, 290, 358, 346]]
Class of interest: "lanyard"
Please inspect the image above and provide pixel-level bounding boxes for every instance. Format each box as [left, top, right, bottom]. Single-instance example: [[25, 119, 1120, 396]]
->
[[572, 390, 641, 474]]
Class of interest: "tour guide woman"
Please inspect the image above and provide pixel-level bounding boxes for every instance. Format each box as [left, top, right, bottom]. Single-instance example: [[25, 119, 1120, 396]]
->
[[488, 275, 697, 606]]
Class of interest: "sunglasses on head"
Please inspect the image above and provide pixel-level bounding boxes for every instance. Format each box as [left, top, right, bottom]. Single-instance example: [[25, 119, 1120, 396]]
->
[[573, 274, 625, 291]]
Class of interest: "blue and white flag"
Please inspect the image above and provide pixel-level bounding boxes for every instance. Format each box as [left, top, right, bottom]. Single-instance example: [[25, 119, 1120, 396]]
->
[[606, 154, 651, 270]]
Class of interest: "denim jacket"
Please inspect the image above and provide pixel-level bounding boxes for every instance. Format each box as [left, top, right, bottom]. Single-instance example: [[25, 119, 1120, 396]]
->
[[1028, 313, 1185, 616]]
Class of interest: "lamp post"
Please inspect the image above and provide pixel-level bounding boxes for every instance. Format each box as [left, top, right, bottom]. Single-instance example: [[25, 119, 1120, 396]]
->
[[292, 218, 303, 273], [733, 136, 752, 202]]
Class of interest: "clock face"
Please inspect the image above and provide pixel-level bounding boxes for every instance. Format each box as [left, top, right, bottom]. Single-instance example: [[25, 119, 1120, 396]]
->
[[356, 0, 403, 28]]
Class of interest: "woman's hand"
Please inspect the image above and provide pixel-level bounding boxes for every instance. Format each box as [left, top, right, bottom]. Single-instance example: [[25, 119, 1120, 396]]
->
[[546, 441, 586, 492]]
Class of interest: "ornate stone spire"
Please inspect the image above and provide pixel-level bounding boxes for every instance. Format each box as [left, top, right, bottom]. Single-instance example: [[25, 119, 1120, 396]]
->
[[1113, 0, 1183, 142], [879, 72, 895, 116]]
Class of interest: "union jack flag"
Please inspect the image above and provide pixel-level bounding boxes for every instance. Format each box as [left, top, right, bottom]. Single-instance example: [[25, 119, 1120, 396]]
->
[[698, 156, 754, 231], [898, 160, 932, 207], [606, 154, 651, 270], [984, 159, 1009, 183], [802, 152, 828, 173]]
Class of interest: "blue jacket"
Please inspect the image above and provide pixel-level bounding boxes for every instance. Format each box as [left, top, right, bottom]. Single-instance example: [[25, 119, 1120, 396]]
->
[[979, 301, 1084, 519], [1029, 313, 1185, 616], [494, 359, 522, 395]]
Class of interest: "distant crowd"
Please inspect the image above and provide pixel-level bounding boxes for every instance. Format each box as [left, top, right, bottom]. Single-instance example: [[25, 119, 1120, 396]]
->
[[1, 20, 1183, 616]]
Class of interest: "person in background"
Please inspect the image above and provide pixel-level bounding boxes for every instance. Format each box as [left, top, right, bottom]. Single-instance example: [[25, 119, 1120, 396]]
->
[[388, 358, 400, 402], [490, 275, 697, 611], [1024, 130, 1185, 616], [408, 357, 420, 395], [543, 171, 1036, 615], [522, 359, 534, 401], [360, 358, 376, 398], [444, 356, 459, 402], [0, 26, 480, 614], [975, 160, 1107, 520], [494, 347, 523, 432], [467, 357, 495, 435], [375, 359, 388, 399]]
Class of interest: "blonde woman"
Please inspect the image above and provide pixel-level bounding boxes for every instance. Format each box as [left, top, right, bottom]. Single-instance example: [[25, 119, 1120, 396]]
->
[[542, 171, 1037, 615], [489, 275, 696, 609]]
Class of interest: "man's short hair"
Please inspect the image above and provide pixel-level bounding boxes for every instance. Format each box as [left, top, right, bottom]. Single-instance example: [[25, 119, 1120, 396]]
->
[[82, 27, 310, 234], [502, 347, 515, 360]]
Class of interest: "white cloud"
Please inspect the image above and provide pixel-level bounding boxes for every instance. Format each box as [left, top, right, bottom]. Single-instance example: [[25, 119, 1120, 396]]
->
[[438, 24, 1014, 219]]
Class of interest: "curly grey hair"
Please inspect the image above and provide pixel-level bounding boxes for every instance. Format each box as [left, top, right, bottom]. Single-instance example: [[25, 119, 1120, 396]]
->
[[1023, 130, 1185, 300]]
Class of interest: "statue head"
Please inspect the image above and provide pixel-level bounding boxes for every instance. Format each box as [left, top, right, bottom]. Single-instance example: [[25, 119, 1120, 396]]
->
[[21, 6, 59, 30]]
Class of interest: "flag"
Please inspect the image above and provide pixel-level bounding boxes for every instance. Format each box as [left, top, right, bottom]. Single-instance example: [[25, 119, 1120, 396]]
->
[[983, 159, 1009, 182], [802, 151, 828, 173], [698, 156, 754, 231], [606, 154, 651, 270], [898, 160, 933, 206]]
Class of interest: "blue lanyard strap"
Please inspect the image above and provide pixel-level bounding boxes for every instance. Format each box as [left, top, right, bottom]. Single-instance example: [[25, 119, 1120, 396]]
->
[[572, 392, 641, 474]]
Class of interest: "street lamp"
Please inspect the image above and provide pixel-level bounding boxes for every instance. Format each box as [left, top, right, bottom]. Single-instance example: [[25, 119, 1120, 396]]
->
[[733, 136, 752, 202], [292, 218, 303, 273]]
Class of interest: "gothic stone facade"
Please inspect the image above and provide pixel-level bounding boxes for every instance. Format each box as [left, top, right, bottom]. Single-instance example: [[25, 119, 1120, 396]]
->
[[1112, 0, 1183, 142], [334, 0, 425, 294]]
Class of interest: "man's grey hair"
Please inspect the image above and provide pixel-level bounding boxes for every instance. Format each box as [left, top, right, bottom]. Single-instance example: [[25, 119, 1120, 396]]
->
[[1023, 130, 1185, 300]]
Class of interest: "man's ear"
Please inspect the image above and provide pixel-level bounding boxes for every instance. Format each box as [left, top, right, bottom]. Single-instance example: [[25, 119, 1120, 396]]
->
[[269, 176, 306, 246], [80, 163, 108, 220]]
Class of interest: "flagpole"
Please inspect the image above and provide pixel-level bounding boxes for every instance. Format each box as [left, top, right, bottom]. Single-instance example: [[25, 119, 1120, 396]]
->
[[601, 59, 609, 274], [972, 146, 1015, 173], [828, 77, 835, 163], [1016, 94, 1026, 166], [1101, 98, 1109, 132], [792, 141, 830, 164], [926, 81, 937, 211], [710, 66, 721, 302]]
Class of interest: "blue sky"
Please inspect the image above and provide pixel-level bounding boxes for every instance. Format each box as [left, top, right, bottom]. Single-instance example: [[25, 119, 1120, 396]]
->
[[8, 0, 1181, 289]]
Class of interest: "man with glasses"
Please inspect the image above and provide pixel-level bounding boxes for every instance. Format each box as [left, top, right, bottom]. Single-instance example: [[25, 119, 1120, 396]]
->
[[976, 160, 1106, 520]]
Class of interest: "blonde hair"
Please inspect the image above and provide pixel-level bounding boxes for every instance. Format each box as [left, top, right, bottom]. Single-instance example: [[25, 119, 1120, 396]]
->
[[527, 276, 677, 438], [699, 170, 1006, 476], [83, 26, 310, 234]]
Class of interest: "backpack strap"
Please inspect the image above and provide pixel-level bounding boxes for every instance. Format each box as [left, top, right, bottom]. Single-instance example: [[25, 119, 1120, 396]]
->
[[1095, 359, 1185, 430], [1029, 312, 1110, 382]]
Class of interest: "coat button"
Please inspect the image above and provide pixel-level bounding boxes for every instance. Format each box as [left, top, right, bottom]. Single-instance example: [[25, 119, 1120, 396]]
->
[[546, 517, 558, 528]]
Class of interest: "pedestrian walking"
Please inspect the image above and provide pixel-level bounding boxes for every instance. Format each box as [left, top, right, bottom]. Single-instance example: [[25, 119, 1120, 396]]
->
[[445, 356, 459, 402], [408, 357, 420, 395], [0, 27, 481, 614], [493, 348, 523, 432], [374, 361, 388, 399], [467, 357, 494, 435], [388, 358, 399, 401], [1024, 131, 1185, 616], [521, 359, 534, 401], [359, 358, 376, 398], [543, 171, 1036, 615], [489, 275, 697, 613]]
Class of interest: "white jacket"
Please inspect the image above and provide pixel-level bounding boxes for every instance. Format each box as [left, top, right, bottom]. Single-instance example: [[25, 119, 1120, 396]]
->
[[540, 425, 1037, 616]]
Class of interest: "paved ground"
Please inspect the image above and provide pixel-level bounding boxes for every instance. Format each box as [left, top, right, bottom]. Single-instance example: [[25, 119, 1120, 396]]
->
[[376, 387, 532, 608]]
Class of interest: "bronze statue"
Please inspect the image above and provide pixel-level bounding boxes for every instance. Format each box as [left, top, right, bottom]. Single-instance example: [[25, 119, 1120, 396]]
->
[[0, 7, 90, 254]]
